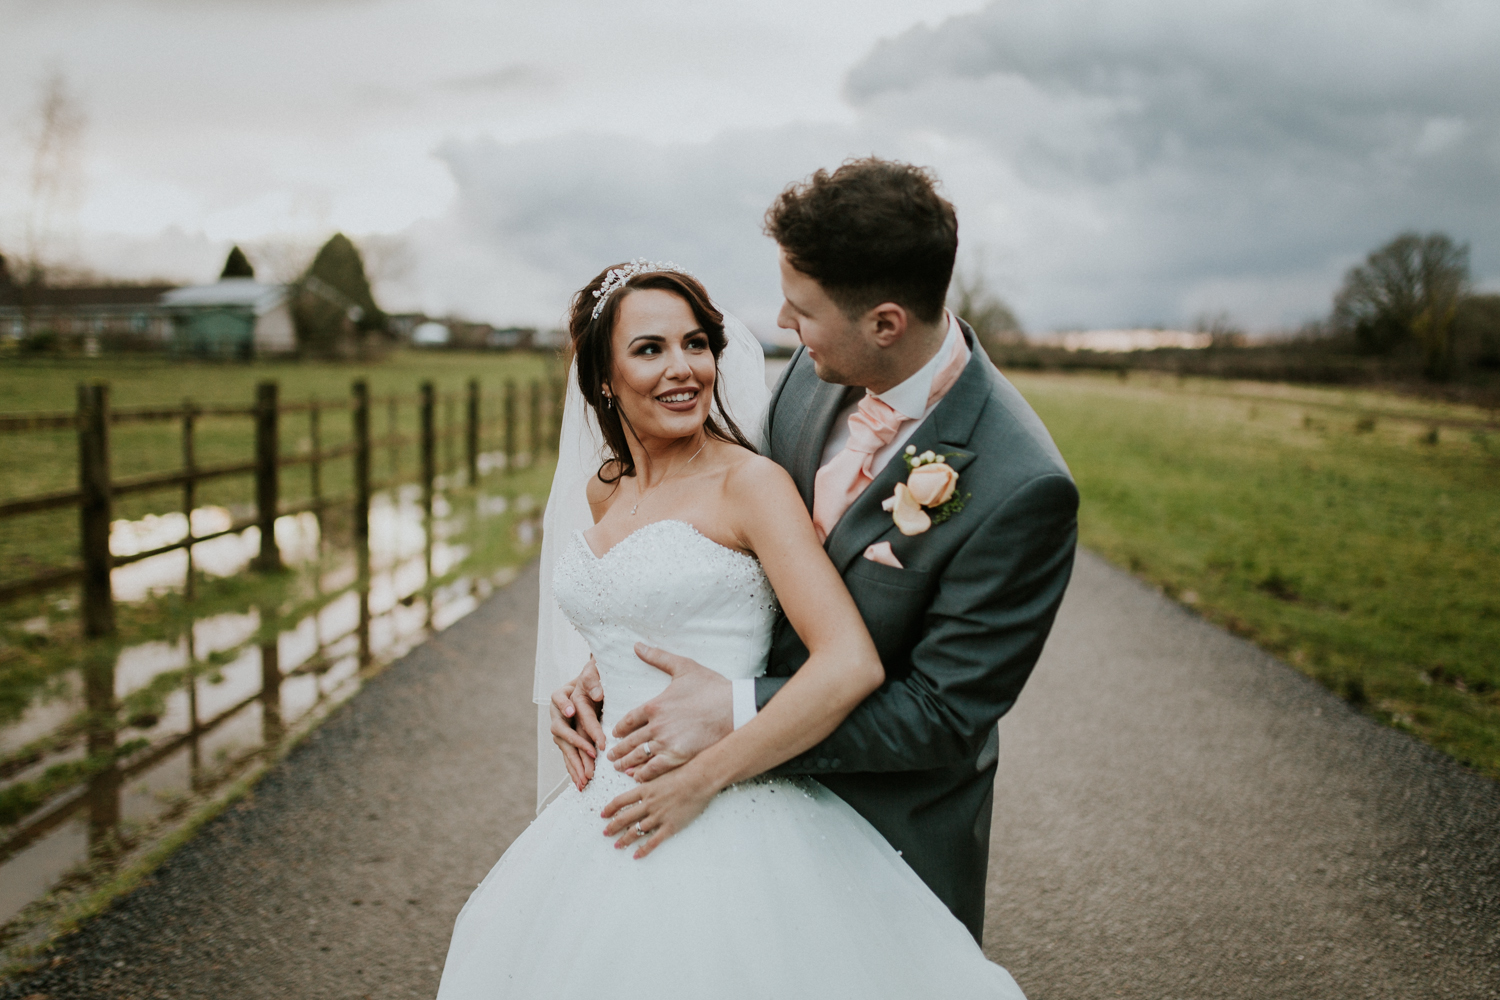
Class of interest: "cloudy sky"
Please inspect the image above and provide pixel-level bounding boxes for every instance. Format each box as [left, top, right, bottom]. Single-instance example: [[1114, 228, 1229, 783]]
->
[[2, 0, 1496, 336]]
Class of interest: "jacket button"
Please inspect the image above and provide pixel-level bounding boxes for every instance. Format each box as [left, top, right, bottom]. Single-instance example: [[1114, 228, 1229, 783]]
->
[[830, 758, 841, 768], [815, 758, 829, 769]]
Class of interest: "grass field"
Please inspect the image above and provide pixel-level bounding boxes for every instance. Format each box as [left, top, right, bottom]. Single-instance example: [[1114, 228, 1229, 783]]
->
[[1009, 371, 1500, 779], [4, 356, 1496, 780], [0, 351, 559, 592]]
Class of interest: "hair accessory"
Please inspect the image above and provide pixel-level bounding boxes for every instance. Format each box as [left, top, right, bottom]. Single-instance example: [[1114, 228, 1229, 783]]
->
[[591, 258, 696, 320]]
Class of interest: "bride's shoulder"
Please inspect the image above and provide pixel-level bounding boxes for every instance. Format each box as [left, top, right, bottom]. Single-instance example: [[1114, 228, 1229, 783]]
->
[[716, 445, 785, 481], [717, 450, 810, 553], [718, 448, 797, 503], [585, 463, 623, 518]]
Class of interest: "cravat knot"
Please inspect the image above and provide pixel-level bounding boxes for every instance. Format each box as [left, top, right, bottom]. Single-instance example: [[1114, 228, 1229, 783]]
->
[[811, 395, 903, 542], [844, 395, 906, 456]]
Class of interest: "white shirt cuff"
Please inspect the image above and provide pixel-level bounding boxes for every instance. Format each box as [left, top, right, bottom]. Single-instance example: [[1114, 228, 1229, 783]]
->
[[732, 678, 758, 730]]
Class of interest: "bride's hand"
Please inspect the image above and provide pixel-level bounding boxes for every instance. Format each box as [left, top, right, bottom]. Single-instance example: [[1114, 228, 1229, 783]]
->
[[600, 765, 718, 859], [550, 657, 606, 790]]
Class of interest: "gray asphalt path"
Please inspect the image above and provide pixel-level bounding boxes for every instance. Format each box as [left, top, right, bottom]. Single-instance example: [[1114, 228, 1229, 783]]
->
[[5, 552, 1498, 998], [985, 553, 1500, 998]]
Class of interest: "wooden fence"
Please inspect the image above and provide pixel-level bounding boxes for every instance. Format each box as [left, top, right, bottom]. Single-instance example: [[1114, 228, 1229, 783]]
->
[[0, 376, 561, 634]]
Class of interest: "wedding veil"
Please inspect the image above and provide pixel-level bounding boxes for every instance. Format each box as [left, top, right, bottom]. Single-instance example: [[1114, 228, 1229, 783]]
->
[[532, 306, 769, 811]]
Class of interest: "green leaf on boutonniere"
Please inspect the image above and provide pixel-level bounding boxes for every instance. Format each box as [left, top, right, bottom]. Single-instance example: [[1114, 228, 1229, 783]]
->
[[928, 490, 971, 526]]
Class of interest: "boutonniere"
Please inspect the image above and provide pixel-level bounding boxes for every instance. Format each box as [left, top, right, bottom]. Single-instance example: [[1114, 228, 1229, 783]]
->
[[881, 447, 971, 536]]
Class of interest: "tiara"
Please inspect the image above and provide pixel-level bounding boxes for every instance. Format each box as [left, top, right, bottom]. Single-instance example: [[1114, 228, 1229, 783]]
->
[[590, 258, 696, 320]]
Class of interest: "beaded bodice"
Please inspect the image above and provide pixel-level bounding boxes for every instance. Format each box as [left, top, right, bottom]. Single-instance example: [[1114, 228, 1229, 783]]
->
[[552, 519, 777, 732]]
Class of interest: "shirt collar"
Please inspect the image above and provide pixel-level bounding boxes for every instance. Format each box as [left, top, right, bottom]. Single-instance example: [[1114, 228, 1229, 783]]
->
[[872, 310, 960, 421]]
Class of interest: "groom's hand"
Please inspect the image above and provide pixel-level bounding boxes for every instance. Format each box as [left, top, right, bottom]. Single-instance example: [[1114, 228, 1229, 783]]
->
[[609, 643, 732, 782]]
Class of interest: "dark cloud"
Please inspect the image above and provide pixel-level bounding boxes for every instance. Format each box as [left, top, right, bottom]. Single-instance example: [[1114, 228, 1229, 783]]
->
[[402, 127, 863, 329], [32, 0, 1496, 331], [836, 0, 1500, 326]]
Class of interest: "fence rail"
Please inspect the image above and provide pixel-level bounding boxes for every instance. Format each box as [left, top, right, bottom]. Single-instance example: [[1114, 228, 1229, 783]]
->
[[0, 376, 560, 634]]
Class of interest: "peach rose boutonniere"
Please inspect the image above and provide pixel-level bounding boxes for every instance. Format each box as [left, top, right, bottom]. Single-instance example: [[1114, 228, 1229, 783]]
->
[[881, 447, 971, 536]]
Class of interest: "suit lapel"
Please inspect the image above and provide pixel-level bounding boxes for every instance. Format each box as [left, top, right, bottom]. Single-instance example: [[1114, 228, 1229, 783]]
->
[[823, 321, 990, 574]]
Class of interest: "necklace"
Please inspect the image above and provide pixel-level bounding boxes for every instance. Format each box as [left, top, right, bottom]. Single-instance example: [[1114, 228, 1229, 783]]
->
[[630, 440, 708, 516]]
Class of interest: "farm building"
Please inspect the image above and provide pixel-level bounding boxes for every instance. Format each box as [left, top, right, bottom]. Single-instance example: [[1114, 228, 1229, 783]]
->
[[162, 277, 295, 358], [0, 253, 175, 351]]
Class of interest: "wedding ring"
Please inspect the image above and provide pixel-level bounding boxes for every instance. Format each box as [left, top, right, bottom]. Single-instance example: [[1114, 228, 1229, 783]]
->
[[641, 741, 653, 758], [634, 822, 645, 838]]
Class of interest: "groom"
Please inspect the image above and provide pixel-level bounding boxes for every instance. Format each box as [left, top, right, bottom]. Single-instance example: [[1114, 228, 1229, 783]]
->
[[553, 158, 1078, 941]]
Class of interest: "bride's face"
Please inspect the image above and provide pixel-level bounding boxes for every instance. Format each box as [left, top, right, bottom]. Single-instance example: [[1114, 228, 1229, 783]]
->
[[608, 288, 717, 445]]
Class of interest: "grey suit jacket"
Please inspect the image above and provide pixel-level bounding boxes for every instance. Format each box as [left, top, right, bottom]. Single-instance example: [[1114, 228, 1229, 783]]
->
[[758, 320, 1078, 941]]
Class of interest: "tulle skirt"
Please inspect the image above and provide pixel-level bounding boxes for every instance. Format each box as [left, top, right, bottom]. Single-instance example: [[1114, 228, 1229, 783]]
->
[[437, 754, 1026, 999]]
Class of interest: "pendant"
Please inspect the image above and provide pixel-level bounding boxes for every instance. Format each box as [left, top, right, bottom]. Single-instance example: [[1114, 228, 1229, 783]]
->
[[630, 503, 639, 515]]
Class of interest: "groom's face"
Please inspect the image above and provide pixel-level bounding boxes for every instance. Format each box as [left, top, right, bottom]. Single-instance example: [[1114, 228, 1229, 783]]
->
[[776, 248, 868, 386]]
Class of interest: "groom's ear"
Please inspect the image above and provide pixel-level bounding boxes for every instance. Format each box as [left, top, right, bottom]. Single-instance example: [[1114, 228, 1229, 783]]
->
[[866, 301, 911, 349]]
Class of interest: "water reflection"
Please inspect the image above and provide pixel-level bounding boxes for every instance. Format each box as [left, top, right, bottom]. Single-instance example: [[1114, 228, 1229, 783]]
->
[[0, 476, 544, 931]]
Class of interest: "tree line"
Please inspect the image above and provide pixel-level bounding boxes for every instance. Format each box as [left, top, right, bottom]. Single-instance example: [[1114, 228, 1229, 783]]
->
[[957, 231, 1500, 399]]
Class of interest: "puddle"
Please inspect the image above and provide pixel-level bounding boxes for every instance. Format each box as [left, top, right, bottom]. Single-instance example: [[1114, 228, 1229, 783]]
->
[[0, 477, 546, 930]]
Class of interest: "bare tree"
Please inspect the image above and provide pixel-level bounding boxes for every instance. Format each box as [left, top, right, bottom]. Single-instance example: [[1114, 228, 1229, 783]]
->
[[357, 232, 414, 294], [1193, 311, 1247, 348], [21, 70, 87, 288], [243, 235, 322, 285], [948, 265, 1023, 359], [1333, 231, 1470, 379]]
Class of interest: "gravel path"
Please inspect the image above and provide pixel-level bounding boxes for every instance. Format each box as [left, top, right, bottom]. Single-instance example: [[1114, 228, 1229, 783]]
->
[[5, 552, 1497, 998]]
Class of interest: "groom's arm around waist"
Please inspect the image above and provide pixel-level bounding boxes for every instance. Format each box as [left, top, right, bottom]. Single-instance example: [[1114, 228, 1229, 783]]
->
[[758, 471, 1079, 775]]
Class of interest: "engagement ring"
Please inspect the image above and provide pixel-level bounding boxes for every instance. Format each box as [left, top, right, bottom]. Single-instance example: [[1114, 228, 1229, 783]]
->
[[641, 741, 653, 758], [634, 822, 645, 837]]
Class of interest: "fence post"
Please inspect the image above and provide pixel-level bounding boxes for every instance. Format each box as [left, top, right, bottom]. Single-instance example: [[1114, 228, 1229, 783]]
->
[[352, 380, 371, 550], [253, 381, 282, 572], [534, 379, 546, 464], [466, 378, 480, 486], [181, 400, 197, 600], [259, 638, 283, 744], [386, 394, 398, 485], [83, 642, 120, 855], [443, 393, 455, 481], [552, 375, 565, 453], [420, 381, 436, 517], [77, 382, 115, 638], [352, 380, 372, 670], [504, 379, 517, 474], [308, 398, 323, 528]]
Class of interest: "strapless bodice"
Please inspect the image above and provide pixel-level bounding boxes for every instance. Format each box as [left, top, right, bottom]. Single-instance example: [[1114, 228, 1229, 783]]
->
[[552, 519, 777, 731]]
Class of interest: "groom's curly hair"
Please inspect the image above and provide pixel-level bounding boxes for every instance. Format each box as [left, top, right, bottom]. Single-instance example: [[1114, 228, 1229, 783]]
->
[[765, 158, 958, 324]]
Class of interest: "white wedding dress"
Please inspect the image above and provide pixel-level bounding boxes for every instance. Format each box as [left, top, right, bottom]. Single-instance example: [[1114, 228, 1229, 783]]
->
[[437, 518, 1026, 998]]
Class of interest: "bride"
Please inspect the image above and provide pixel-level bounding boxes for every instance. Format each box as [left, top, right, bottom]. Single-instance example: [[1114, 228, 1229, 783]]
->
[[436, 261, 1026, 998]]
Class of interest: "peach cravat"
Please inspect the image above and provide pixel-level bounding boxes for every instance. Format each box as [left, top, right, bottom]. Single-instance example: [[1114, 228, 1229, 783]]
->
[[811, 334, 970, 542]]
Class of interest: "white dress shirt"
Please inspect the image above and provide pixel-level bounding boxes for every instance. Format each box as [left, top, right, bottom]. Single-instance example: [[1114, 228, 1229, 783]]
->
[[732, 311, 963, 729]]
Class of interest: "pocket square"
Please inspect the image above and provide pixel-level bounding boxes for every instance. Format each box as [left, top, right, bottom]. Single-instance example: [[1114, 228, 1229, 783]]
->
[[863, 541, 904, 568]]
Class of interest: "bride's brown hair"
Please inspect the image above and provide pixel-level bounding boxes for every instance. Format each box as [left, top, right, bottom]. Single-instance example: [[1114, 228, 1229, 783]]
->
[[567, 265, 757, 485]]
